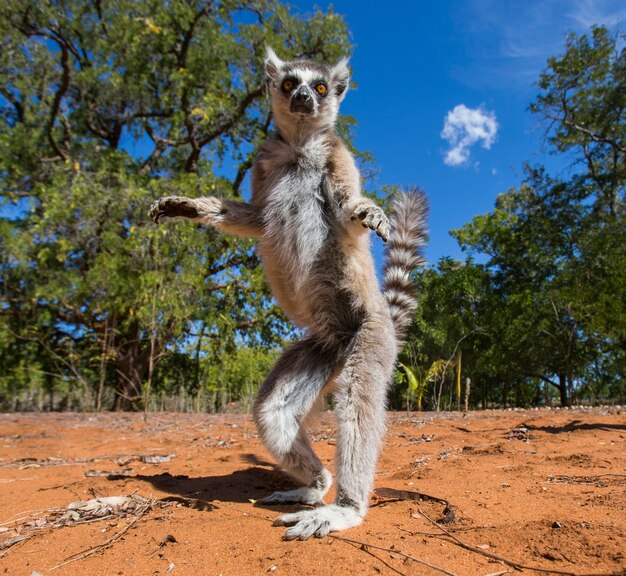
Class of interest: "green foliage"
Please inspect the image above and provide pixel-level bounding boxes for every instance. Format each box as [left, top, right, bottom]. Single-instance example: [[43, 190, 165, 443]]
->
[[407, 25, 625, 409], [1, 7, 623, 412], [532, 26, 626, 216], [394, 257, 490, 410], [0, 0, 353, 410], [397, 362, 428, 411]]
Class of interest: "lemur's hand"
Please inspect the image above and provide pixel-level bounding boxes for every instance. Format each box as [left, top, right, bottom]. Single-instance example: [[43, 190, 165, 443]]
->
[[350, 202, 390, 242], [149, 196, 199, 223], [149, 196, 225, 225]]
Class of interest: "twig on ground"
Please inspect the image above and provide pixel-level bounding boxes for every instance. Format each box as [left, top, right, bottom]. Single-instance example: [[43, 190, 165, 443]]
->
[[0, 453, 175, 469], [0, 493, 213, 565], [0, 534, 32, 552], [49, 503, 152, 571], [0, 507, 66, 527], [329, 534, 458, 576], [0, 494, 209, 555], [399, 525, 494, 537], [0, 477, 38, 483], [37, 480, 83, 492], [84, 469, 134, 478], [0, 535, 33, 560], [374, 487, 456, 524], [547, 474, 626, 487], [331, 536, 408, 576], [416, 509, 624, 576]]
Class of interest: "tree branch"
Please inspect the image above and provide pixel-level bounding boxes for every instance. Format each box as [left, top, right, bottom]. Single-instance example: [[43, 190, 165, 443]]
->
[[207, 251, 260, 276], [232, 112, 272, 196], [184, 87, 265, 172], [47, 43, 71, 161], [0, 86, 25, 123], [197, 88, 264, 149], [562, 118, 625, 154], [528, 373, 561, 389], [174, 4, 213, 173], [138, 123, 191, 175]]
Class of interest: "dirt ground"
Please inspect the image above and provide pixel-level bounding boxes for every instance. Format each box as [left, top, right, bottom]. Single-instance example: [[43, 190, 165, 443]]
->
[[0, 408, 624, 576]]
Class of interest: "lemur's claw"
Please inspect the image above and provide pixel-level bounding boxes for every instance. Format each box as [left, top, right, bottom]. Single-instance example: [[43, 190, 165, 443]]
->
[[151, 210, 165, 224], [274, 505, 363, 541], [148, 200, 167, 224], [350, 203, 389, 243]]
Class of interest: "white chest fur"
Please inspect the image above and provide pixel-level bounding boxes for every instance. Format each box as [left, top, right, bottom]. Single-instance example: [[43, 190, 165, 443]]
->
[[259, 135, 333, 293]]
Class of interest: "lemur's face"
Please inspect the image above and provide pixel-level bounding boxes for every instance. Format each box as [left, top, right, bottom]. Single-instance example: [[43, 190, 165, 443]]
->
[[280, 69, 330, 116], [264, 47, 350, 132]]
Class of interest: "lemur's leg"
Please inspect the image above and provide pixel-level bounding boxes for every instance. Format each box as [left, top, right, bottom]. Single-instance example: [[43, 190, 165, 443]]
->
[[149, 196, 262, 238], [253, 338, 339, 506], [273, 314, 396, 540]]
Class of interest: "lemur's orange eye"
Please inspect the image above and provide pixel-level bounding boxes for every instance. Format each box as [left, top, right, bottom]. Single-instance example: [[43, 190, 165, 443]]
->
[[282, 79, 294, 91], [315, 83, 328, 95]]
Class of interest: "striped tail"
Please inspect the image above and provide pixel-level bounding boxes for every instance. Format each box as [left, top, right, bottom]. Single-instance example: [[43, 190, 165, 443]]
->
[[383, 187, 428, 343]]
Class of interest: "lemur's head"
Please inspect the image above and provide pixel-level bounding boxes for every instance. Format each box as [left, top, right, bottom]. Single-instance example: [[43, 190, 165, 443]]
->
[[264, 47, 350, 136]]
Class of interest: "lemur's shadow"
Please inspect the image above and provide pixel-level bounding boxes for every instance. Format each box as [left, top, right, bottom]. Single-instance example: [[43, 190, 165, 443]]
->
[[118, 453, 296, 510]]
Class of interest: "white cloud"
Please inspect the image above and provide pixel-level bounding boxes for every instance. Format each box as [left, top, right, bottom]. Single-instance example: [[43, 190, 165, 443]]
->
[[441, 104, 498, 167]]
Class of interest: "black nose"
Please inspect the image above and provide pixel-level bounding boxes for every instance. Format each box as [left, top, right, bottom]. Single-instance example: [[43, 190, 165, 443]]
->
[[294, 89, 311, 102], [290, 88, 314, 114]]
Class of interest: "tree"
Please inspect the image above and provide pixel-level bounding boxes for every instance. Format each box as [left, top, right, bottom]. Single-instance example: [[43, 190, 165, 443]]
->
[[451, 26, 625, 405], [531, 26, 625, 217], [396, 258, 491, 411], [404, 27, 625, 409], [0, 0, 354, 409], [453, 179, 595, 406], [532, 26, 625, 360]]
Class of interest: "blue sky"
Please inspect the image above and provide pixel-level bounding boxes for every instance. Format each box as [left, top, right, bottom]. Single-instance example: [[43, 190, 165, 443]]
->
[[290, 0, 626, 265], [4, 1, 624, 269]]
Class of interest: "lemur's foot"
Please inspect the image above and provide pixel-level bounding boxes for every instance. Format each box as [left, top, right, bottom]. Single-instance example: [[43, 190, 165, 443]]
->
[[273, 504, 363, 540], [149, 196, 200, 223], [257, 486, 325, 507], [257, 470, 331, 507], [350, 203, 389, 242]]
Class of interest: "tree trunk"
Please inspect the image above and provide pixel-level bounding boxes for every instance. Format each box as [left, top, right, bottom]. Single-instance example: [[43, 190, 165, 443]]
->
[[567, 372, 575, 406], [96, 317, 113, 412], [113, 320, 149, 411], [558, 372, 570, 407]]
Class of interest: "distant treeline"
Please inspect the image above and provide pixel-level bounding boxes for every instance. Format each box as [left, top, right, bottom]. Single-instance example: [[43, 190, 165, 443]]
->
[[0, 2, 624, 411]]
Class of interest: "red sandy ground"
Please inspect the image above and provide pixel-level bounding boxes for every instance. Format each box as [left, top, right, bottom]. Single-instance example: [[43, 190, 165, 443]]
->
[[0, 408, 624, 576]]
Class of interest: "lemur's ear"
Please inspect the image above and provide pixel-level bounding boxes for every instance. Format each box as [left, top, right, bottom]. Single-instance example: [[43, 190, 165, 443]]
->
[[264, 46, 284, 84], [331, 57, 350, 100]]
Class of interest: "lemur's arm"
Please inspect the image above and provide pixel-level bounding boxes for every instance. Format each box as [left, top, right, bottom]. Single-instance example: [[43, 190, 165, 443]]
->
[[149, 196, 263, 238], [326, 139, 389, 243]]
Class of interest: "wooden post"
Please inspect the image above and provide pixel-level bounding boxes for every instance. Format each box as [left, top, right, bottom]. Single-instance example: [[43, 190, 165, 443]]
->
[[456, 351, 462, 411], [463, 376, 471, 417]]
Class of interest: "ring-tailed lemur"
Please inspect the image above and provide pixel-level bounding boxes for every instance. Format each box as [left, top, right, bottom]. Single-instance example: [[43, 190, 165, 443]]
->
[[149, 47, 428, 540]]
